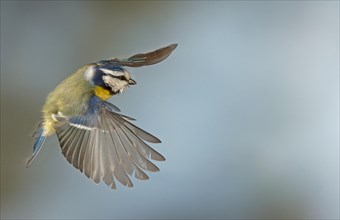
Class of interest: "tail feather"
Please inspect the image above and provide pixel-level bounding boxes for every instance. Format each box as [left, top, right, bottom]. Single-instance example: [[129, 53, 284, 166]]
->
[[26, 127, 47, 167]]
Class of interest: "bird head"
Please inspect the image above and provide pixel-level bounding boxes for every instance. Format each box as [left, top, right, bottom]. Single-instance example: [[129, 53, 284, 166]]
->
[[84, 61, 136, 96]]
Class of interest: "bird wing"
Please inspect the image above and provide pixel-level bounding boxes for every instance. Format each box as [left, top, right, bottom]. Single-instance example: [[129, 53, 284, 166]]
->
[[53, 97, 165, 189], [100, 44, 177, 67]]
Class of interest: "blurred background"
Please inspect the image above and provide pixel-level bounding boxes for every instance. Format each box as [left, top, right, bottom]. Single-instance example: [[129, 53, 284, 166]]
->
[[1, 1, 339, 219]]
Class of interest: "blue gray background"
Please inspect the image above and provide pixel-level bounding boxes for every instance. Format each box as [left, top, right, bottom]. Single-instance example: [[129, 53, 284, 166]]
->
[[1, 1, 339, 219]]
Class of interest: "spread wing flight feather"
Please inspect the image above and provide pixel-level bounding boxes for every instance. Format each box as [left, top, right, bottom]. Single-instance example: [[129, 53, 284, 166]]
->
[[53, 97, 165, 189], [99, 44, 177, 68]]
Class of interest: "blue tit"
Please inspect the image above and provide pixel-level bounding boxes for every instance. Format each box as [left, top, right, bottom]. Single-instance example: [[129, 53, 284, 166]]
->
[[27, 44, 177, 189]]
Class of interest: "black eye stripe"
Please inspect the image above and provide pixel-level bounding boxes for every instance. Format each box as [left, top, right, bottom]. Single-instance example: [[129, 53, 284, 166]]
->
[[115, 75, 127, 81], [98, 68, 128, 81], [97, 68, 127, 80], [102, 73, 127, 81], [102, 74, 127, 81]]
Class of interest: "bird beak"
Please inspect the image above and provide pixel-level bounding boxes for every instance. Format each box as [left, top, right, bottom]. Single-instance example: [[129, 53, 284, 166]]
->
[[128, 79, 137, 85]]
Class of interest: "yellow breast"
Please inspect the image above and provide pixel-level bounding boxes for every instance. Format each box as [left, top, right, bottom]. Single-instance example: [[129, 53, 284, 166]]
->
[[94, 86, 113, 100]]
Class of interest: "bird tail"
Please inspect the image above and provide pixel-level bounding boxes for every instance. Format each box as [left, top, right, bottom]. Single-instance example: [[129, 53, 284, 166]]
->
[[26, 126, 47, 167]]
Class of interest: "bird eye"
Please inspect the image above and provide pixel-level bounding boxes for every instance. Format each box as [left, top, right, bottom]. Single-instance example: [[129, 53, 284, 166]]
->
[[118, 76, 127, 81]]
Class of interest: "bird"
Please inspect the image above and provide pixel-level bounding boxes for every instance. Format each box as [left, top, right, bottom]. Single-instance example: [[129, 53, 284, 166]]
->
[[27, 44, 177, 189]]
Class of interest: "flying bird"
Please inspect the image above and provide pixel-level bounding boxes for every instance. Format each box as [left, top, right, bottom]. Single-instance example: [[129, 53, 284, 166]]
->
[[27, 44, 177, 189]]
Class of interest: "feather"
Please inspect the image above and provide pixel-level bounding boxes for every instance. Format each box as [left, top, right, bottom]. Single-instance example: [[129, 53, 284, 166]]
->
[[54, 97, 163, 188], [26, 127, 47, 167], [98, 44, 177, 68]]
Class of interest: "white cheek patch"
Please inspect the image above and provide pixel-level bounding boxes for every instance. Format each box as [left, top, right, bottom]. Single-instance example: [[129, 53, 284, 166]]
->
[[102, 75, 113, 85], [102, 75, 128, 93]]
